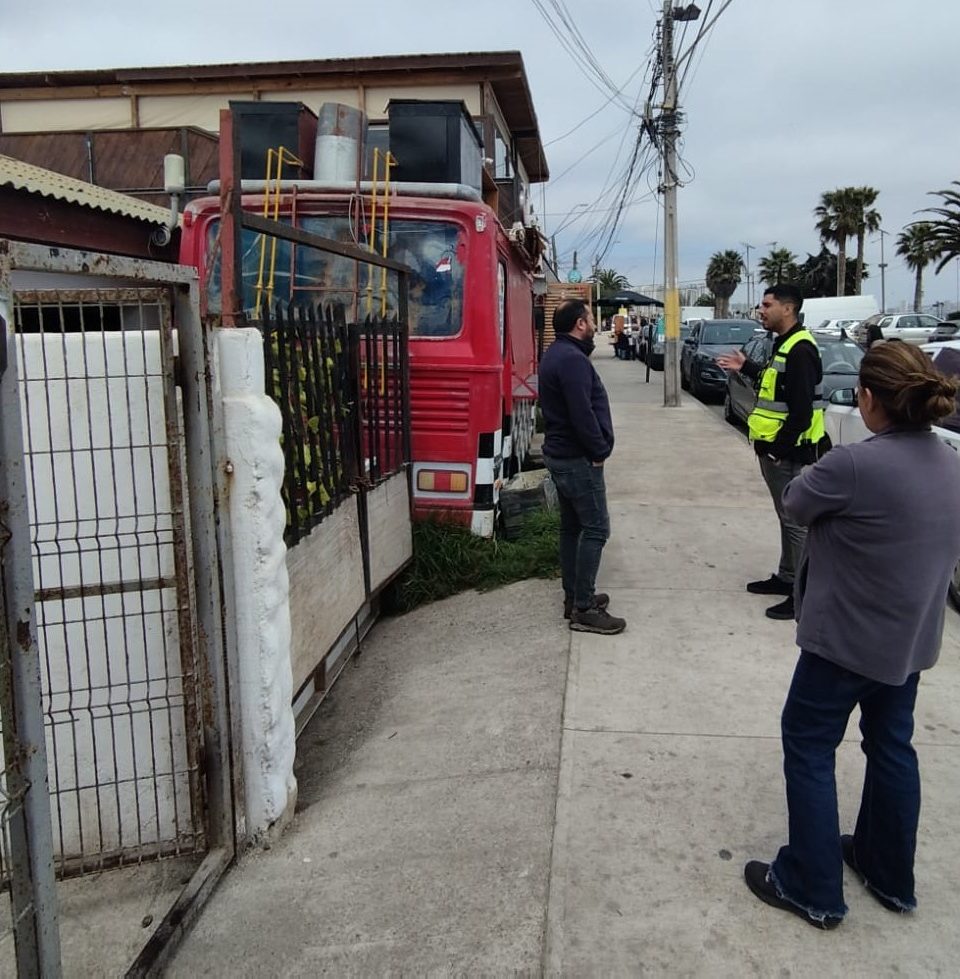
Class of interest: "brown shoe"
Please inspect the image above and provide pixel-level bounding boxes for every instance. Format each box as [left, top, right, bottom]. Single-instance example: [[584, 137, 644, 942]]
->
[[569, 606, 626, 635]]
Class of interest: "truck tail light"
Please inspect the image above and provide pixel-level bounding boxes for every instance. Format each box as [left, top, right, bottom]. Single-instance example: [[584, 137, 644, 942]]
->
[[417, 469, 469, 493]]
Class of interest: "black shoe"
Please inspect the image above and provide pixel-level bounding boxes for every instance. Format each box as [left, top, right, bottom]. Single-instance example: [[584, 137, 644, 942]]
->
[[840, 835, 910, 914], [743, 861, 842, 930], [569, 606, 626, 635], [563, 592, 610, 620], [765, 596, 795, 620], [746, 574, 793, 596]]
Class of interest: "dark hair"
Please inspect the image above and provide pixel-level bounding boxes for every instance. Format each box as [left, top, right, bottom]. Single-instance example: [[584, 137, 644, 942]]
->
[[859, 342, 959, 427], [763, 283, 803, 312], [553, 299, 588, 334]]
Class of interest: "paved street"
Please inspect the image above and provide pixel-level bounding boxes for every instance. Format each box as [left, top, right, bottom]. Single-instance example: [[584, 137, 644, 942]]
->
[[173, 346, 960, 976]]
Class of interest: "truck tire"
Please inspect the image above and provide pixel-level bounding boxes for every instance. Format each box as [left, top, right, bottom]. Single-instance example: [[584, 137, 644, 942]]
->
[[950, 561, 960, 614]]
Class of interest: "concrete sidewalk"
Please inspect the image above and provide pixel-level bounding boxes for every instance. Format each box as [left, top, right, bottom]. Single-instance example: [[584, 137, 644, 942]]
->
[[172, 346, 960, 976]]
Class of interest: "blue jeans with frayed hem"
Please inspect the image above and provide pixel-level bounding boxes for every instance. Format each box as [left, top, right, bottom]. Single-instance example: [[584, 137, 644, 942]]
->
[[544, 455, 610, 610], [770, 651, 921, 919]]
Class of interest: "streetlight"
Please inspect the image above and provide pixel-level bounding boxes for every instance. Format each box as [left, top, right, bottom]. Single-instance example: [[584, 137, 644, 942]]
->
[[740, 242, 755, 311], [876, 228, 890, 313]]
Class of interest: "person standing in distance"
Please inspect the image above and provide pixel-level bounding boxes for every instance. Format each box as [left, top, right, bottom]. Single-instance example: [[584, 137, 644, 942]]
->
[[716, 284, 824, 620], [539, 299, 626, 634]]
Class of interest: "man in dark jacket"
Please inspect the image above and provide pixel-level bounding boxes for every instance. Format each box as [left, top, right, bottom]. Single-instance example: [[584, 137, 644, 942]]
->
[[539, 299, 626, 635], [717, 284, 824, 620]]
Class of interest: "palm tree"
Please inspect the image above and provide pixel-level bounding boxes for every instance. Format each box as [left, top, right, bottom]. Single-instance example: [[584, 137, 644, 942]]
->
[[896, 223, 942, 312], [924, 182, 960, 272], [594, 268, 631, 296], [851, 186, 881, 295], [814, 188, 860, 296], [757, 247, 799, 285], [705, 250, 743, 317]]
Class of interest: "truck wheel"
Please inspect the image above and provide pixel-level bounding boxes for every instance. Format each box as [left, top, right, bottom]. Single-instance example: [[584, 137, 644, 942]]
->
[[949, 561, 960, 613]]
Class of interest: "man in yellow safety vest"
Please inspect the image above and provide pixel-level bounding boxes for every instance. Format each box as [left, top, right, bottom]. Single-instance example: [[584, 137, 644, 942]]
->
[[717, 284, 825, 620]]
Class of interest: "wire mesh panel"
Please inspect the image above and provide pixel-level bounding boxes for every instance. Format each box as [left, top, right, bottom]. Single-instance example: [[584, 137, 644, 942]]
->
[[11, 289, 204, 876]]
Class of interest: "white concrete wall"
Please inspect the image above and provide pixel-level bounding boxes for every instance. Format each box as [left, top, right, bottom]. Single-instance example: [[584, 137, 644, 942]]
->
[[217, 328, 297, 838]]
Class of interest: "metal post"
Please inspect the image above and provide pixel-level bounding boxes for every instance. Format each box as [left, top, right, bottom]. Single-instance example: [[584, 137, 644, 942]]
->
[[740, 242, 754, 311], [878, 228, 888, 314], [0, 246, 63, 978], [218, 109, 244, 328], [662, 0, 682, 407]]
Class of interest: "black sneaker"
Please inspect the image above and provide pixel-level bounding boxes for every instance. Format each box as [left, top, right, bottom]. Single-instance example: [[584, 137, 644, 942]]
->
[[765, 596, 795, 620], [840, 835, 911, 914], [569, 606, 626, 635], [746, 574, 793, 596], [744, 861, 842, 930], [563, 592, 610, 620]]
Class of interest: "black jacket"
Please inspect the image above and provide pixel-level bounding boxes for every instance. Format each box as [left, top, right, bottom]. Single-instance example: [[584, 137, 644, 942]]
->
[[742, 324, 823, 463], [539, 333, 614, 462]]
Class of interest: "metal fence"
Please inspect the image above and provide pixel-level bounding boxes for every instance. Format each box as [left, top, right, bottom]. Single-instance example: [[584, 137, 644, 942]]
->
[[0, 241, 236, 977], [13, 289, 205, 875], [261, 299, 410, 547]]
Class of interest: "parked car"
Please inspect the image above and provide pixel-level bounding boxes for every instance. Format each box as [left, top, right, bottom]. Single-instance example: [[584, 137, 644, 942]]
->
[[929, 319, 960, 343], [812, 318, 861, 336], [680, 319, 760, 399], [640, 320, 692, 368], [824, 340, 960, 610], [853, 312, 944, 346], [724, 331, 864, 426]]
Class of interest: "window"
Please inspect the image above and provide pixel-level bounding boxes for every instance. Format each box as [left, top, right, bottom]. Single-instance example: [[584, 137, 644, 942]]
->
[[494, 129, 511, 180], [203, 216, 467, 337], [919, 315, 939, 327], [497, 261, 506, 354]]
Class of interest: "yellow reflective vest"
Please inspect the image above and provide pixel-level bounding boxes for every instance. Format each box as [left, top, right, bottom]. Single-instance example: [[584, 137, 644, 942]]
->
[[747, 328, 826, 447]]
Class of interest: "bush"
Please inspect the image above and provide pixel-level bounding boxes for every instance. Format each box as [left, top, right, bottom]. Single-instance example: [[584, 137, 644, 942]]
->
[[383, 509, 561, 614]]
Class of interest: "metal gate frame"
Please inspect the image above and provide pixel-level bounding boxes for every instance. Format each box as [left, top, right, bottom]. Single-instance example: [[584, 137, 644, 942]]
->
[[0, 239, 240, 976]]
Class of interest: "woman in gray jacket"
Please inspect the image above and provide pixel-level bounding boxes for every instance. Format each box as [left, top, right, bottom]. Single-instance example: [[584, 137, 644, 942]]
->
[[744, 341, 960, 929]]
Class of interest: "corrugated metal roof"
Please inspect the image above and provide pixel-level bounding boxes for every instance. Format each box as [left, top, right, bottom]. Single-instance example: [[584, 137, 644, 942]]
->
[[0, 154, 173, 225]]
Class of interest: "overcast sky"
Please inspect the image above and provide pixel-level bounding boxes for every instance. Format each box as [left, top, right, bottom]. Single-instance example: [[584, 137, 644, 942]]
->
[[3, 0, 959, 311]]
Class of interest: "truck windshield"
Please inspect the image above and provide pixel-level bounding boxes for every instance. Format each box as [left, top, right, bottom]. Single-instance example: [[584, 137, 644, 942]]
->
[[203, 216, 466, 337]]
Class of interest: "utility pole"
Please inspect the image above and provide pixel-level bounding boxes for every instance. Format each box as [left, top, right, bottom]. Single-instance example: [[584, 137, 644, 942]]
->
[[661, 1, 682, 406], [740, 241, 755, 311], [877, 227, 889, 313]]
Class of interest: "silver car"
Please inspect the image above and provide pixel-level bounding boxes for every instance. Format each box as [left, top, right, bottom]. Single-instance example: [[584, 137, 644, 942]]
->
[[824, 340, 960, 609]]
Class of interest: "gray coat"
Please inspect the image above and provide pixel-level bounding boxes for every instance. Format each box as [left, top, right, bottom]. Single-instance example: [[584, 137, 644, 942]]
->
[[783, 427, 960, 685]]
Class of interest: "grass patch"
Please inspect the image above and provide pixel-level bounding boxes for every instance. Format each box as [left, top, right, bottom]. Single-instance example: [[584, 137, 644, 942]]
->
[[383, 508, 561, 614]]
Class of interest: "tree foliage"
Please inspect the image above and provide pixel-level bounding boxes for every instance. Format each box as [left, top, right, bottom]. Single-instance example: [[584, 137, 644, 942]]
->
[[705, 250, 743, 317], [593, 267, 631, 296], [814, 186, 881, 296], [896, 222, 942, 312], [798, 246, 862, 298], [758, 247, 800, 286], [923, 182, 960, 272]]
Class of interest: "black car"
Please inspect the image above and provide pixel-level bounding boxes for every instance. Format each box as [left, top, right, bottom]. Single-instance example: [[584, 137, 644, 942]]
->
[[724, 331, 864, 426], [639, 321, 692, 368], [680, 319, 761, 399]]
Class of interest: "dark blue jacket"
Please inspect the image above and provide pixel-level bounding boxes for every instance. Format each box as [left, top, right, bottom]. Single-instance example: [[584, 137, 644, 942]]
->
[[539, 333, 614, 462]]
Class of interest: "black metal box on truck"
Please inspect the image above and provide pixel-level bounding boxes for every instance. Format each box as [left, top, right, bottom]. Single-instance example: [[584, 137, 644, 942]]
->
[[387, 100, 482, 192], [228, 101, 318, 180]]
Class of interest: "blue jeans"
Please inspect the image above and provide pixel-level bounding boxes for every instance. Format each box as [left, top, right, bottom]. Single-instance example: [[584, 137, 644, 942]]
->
[[544, 455, 610, 610], [770, 651, 921, 921]]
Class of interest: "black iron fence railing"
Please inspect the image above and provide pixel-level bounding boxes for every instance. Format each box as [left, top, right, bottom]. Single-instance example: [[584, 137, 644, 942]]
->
[[261, 301, 410, 546]]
